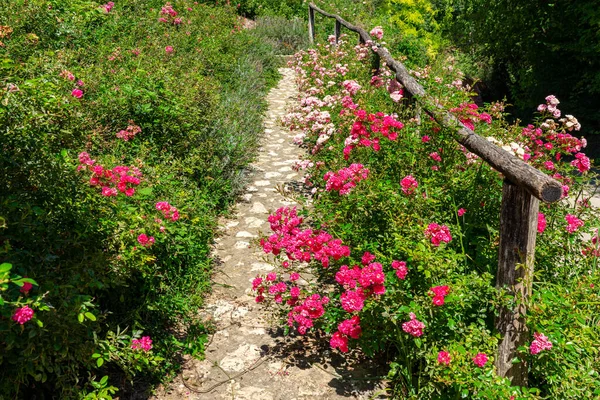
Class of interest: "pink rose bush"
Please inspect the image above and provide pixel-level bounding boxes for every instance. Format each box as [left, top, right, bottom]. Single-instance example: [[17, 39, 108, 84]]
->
[[400, 175, 418, 195], [530, 332, 552, 355], [78, 152, 142, 197], [472, 352, 488, 367], [437, 351, 451, 365], [131, 336, 152, 352], [257, 34, 599, 397], [424, 223, 452, 246], [155, 201, 180, 221], [323, 164, 369, 195], [402, 312, 425, 337], [12, 306, 34, 324]]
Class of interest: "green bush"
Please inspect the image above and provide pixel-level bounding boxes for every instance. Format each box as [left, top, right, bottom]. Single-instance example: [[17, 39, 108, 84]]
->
[[0, 0, 277, 397]]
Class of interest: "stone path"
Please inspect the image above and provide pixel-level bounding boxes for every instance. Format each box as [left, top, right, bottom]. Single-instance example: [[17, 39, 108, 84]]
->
[[152, 68, 383, 400]]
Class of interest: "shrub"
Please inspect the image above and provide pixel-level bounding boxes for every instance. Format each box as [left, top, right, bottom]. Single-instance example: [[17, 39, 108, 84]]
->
[[254, 33, 599, 398], [0, 0, 277, 397]]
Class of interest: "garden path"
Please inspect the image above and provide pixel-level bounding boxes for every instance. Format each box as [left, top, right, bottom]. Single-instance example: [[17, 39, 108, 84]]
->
[[152, 68, 383, 400]]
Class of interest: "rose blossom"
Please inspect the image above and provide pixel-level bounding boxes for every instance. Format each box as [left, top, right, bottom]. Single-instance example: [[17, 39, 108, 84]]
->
[[472, 352, 488, 367], [12, 306, 34, 324], [437, 351, 451, 365]]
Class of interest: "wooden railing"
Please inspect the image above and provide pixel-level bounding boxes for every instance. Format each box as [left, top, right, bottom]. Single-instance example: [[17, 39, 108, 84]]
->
[[308, 2, 562, 387]]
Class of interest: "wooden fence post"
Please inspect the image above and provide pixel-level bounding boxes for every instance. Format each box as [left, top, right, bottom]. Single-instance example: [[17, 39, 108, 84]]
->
[[334, 20, 341, 44], [308, 6, 315, 44], [495, 179, 539, 386]]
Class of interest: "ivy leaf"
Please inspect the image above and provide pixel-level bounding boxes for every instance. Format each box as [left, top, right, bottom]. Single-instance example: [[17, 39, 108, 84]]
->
[[84, 312, 97, 321], [0, 263, 12, 273]]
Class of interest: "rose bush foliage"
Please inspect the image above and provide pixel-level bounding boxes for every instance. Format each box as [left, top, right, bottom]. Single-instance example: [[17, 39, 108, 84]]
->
[[254, 34, 600, 398]]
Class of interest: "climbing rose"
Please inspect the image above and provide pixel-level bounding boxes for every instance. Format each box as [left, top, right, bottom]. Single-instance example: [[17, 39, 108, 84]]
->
[[20, 282, 33, 294], [400, 175, 418, 195], [361, 252, 376, 265], [155, 201, 180, 221], [537, 213, 547, 233], [102, 187, 118, 197], [338, 316, 362, 339], [12, 306, 34, 324], [402, 312, 425, 337], [530, 332, 552, 355], [472, 353, 488, 367], [165, 45, 174, 53], [102, 1, 114, 12], [137, 234, 155, 247], [330, 331, 349, 352], [437, 351, 451, 365], [342, 80, 361, 96], [289, 272, 300, 281], [340, 289, 366, 313], [131, 336, 153, 352], [571, 152, 591, 173], [430, 285, 450, 306], [424, 223, 452, 246], [429, 152, 442, 162], [323, 164, 369, 195], [457, 208, 466, 217], [71, 88, 83, 98], [422, 135, 431, 143], [369, 26, 383, 40], [565, 214, 584, 233], [391, 260, 408, 280]]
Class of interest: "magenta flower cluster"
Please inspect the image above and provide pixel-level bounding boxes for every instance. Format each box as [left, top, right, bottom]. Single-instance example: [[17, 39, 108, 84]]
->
[[260, 207, 350, 268], [400, 175, 418, 195], [330, 315, 362, 353], [287, 294, 330, 335], [424, 223, 452, 246], [342, 110, 404, 159], [155, 201, 180, 221], [449, 103, 492, 131], [430, 285, 450, 306], [12, 306, 34, 325], [565, 214, 584, 233], [158, 2, 182, 25], [402, 312, 425, 337], [323, 164, 369, 195], [78, 152, 142, 197], [131, 336, 153, 352], [530, 332, 552, 355]]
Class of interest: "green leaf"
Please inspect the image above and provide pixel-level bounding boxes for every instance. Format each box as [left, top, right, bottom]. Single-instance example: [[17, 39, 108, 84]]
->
[[92, 353, 101, 359], [36, 319, 43, 327], [97, 357, 104, 367], [137, 187, 153, 196], [78, 313, 84, 323], [0, 263, 12, 273], [13, 277, 38, 287], [0, 296, 4, 306], [85, 312, 97, 321], [100, 375, 108, 385]]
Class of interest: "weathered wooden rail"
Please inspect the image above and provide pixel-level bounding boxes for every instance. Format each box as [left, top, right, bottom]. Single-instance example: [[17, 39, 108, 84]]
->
[[308, 2, 563, 387]]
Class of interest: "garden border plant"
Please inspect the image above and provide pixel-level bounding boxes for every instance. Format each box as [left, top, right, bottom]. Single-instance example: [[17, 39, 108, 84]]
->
[[251, 4, 598, 398]]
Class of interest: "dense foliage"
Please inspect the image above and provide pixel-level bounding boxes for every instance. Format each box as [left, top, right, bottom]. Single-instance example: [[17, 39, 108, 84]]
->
[[0, 0, 278, 398], [431, 0, 600, 133], [253, 32, 600, 398]]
